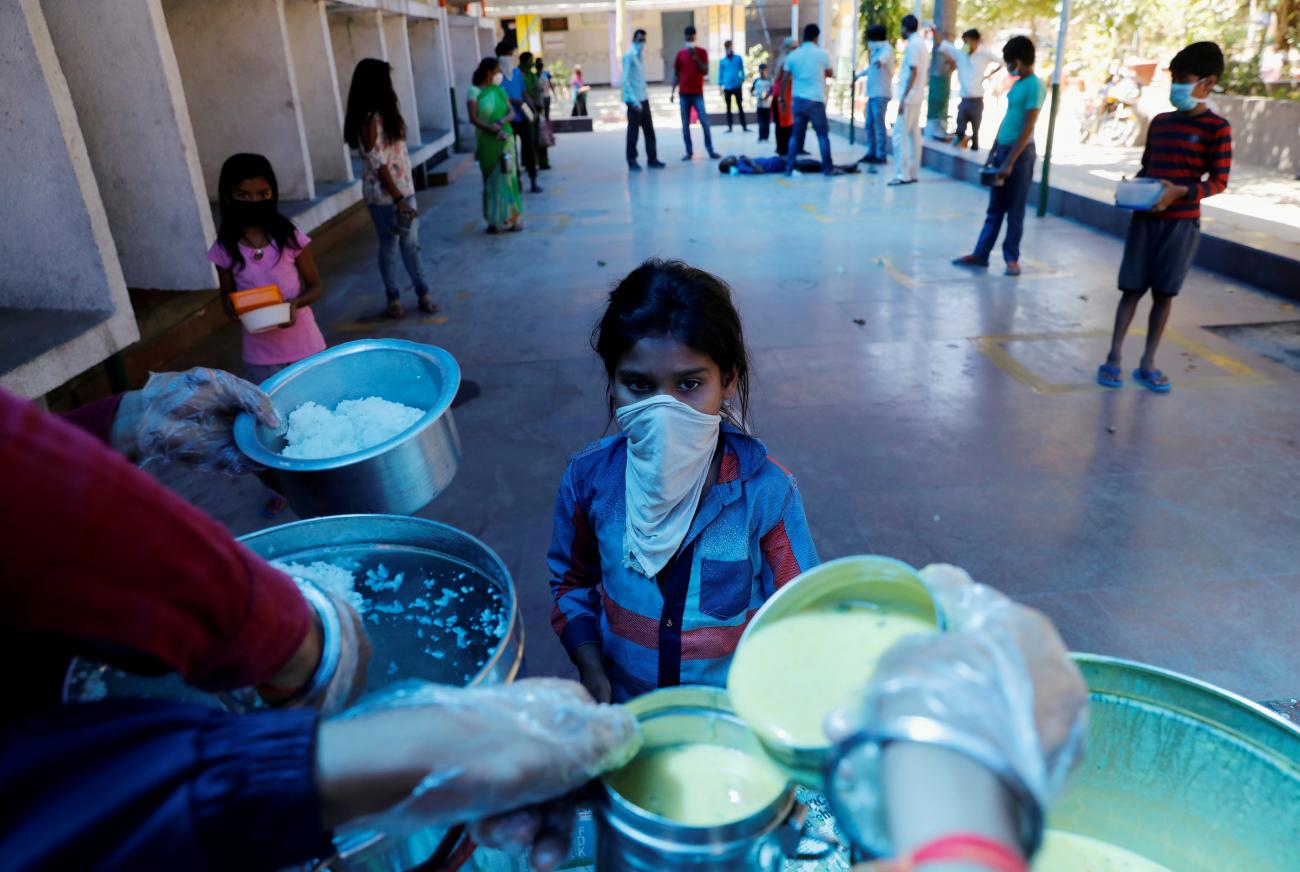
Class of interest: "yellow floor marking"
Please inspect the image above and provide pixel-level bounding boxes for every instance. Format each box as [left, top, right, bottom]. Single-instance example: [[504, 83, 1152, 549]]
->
[[874, 256, 919, 290], [973, 328, 1269, 395]]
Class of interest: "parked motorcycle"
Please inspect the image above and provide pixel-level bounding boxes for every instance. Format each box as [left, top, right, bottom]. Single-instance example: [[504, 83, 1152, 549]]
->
[[1079, 61, 1149, 147]]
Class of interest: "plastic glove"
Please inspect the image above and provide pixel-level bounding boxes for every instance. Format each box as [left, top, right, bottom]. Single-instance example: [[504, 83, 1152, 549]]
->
[[255, 578, 371, 716], [316, 678, 641, 848], [123, 367, 280, 474], [472, 796, 582, 872], [824, 564, 1089, 858]]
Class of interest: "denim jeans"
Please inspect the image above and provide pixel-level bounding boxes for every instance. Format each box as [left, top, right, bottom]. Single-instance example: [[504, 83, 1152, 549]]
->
[[785, 97, 832, 174], [973, 142, 1037, 264], [678, 93, 714, 156], [368, 201, 431, 302], [866, 96, 890, 159]]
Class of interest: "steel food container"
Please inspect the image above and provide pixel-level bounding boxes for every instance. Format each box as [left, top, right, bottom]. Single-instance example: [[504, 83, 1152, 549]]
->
[[738, 555, 944, 782], [66, 515, 522, 872], [596, 686, 825, 872], [1046, 655, 1300, 872], [233, 339, 462, 518]]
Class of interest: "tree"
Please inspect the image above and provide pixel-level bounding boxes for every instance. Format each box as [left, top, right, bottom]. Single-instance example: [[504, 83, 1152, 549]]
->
[[861, 0, 909, 42]]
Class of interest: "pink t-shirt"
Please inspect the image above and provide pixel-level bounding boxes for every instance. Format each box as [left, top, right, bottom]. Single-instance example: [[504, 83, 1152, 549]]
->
[[207, 228, 326, 366]]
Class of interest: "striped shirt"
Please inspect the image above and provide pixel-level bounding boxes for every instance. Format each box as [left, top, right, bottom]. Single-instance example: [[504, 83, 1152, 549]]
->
[[548, 425, 819, 701], [1137, 110, 1232, 220]]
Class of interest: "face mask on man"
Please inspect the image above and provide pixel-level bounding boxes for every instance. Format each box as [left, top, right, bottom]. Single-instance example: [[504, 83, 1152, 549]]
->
[[500, 56, 514, 75], [615, 394, 721, 578], [633, 41, 644, 56], [1170, 80, 1205, 111], [492, 72, 505, 86], [686, 40, 695, 49]]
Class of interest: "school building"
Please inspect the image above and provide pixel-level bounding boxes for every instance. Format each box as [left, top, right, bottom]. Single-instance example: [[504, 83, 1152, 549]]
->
[[2, 0, 496, 399], [1, 0, 863, 401], [484, 0, 850, 87]]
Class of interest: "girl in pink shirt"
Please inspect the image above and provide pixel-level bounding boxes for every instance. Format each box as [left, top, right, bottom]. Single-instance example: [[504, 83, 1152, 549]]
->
[[208, 153, 327, 384]]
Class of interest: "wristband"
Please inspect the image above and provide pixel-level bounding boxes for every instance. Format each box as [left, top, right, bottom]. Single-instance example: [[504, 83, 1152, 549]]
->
[[911, 833, 1027, 872]]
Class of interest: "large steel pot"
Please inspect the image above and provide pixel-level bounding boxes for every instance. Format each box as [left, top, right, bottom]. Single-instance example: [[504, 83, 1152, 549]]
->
[[234, 339, 461, 518], [65, 515, 522, 872], [1046, 655, 1300, 872]]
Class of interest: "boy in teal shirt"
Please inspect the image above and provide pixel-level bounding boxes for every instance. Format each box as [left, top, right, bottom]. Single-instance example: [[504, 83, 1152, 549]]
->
[[952, 36, 1045, 277]]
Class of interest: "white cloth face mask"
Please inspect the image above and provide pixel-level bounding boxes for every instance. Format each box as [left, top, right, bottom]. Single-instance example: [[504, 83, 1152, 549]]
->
[[615, 394, 722, 578]]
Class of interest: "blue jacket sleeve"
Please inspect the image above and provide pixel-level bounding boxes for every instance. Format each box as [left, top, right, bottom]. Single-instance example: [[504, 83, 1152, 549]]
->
[[547, 463, 604, 657], [0, 699, 332, 871]]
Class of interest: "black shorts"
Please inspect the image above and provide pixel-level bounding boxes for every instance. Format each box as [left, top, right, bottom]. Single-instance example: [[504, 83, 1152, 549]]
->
[[1117, 215, 1200, 297]]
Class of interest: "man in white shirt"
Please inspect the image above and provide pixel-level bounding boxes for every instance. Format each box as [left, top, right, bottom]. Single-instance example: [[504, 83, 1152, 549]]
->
[[939, 28, 1003, 150], [622, 28, 664, 171], [890, 14, 929, 185], [854, 24, 894, 165], [783, 23, 842, 176]]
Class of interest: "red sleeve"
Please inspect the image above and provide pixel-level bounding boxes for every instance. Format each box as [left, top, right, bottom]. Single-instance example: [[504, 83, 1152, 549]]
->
[[1196, 121, 1231, 201], [1, 388, 310, 690], [60, 394, 125, 445]]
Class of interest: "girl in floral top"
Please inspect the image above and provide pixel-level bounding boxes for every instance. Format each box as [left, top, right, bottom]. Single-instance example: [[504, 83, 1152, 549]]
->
[[344, 59, 435, 319]]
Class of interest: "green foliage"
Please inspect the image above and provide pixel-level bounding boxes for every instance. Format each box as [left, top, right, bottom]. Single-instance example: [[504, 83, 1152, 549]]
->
[[860, 0, 908, 42], [744, 44, 771, 81]]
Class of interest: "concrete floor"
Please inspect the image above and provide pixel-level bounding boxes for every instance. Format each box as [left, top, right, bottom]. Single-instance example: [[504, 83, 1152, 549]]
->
[[160, 126, 1300, 704]]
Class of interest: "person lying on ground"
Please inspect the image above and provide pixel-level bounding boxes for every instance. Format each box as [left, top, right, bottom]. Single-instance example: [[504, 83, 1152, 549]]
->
[[719, 154, 860, 175]]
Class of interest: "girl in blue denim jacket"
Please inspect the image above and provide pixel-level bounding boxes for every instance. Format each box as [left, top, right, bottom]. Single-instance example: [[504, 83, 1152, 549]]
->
[[548, 259, 820, 702]]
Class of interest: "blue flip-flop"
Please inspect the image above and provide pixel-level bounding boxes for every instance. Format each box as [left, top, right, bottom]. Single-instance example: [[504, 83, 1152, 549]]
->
[[1097, 363, 1123, 389], [1133, 368, 1172, 393]]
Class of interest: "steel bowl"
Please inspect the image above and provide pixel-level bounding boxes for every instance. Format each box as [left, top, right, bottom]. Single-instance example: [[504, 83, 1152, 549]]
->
[[736, 556, 945, 784], [234, 339, 462, 518]]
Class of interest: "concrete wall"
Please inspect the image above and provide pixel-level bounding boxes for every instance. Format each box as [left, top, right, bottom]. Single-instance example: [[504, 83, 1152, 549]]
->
[[383, 12, 422, 144], [330, 7, 387, 101], [447, 15, 483, 145], [409, 16, 455, 135], [41, 0, 215, 291], [284, 0, 352, 184], [164, 0, 315, 201], [1215, 95, 1300, 177], [1, 0, 138, 397]]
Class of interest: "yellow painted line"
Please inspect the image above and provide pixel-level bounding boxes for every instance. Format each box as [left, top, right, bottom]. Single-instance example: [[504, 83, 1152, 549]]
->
[[972, 328, 1269, 395], [972, 336, 1060, 394], [1162, 328, 1265, 380], [874, 256, 919, 290], [775, 178, 796, 189]]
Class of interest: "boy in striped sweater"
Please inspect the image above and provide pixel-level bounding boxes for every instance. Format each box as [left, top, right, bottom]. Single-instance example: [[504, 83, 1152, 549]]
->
[[1099, 42, 1231, 393]]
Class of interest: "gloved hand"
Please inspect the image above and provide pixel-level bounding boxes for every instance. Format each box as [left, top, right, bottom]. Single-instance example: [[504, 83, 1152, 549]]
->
[[316, 678, 641, 866], [824, 564, 1089, 858], [256, 579, 371, 716], [113, 367, 280, 474]]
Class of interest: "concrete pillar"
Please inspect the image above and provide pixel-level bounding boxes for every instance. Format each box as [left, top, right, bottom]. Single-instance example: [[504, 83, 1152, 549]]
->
[[1, 0, 138, 397], [447, 16, 482, 146], [284, 0, 351, 184], [383, 13, 422, 145], [613, 0, 626, 86], [409, 16, 455, 136], [330, 8, 387, 109], [41, 0, 214, 292], [163, 0, 314, 202]]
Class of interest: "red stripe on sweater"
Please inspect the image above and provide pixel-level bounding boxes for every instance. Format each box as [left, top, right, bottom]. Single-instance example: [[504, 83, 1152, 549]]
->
[[761, 519, 803, 588]]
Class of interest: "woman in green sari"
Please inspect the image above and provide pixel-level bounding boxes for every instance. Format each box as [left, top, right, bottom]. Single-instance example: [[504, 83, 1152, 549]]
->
[[472, 58, 522, 233]]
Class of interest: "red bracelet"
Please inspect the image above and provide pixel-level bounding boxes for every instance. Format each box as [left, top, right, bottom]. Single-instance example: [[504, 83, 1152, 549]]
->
[[910, 833, 1028, 872]]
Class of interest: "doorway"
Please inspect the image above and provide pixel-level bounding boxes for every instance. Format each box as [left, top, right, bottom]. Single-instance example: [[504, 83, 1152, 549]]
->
[[659, 10, 695, 83]]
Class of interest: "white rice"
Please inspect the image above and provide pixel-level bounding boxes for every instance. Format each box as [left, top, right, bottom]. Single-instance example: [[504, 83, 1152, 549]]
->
[[280, 397, 424, 459], [273, 560, 367, 614]]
